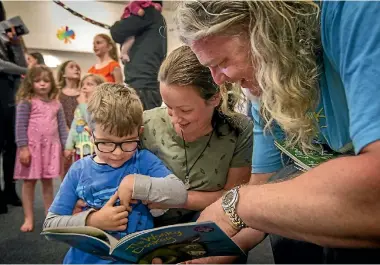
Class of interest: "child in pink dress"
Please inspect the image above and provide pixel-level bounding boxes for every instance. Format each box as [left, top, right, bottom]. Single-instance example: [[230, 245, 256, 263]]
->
[[14, 65, 68, 232]]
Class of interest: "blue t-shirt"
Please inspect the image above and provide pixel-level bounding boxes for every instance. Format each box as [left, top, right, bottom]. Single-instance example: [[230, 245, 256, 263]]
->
[[252, 1, 380, 173], [49, 149, 172, 264]]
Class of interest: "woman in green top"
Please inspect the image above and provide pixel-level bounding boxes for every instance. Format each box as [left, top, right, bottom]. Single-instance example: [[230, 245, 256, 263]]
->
[[75, 46, 256, 260], [141, 46, 253, 227]]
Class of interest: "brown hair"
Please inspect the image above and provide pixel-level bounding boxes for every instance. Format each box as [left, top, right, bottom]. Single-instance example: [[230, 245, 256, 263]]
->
[[56, 60, 81, 89], [95, 34, 119, 62], [17, 65, 59, 102], [158, 45, 243, 135], [87, 83, 143, 136]]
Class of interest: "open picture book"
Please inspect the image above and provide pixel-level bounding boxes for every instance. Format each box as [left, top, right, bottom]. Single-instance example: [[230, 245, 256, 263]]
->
[[41, 221, 245, 264], [274, 140, 343, 171]]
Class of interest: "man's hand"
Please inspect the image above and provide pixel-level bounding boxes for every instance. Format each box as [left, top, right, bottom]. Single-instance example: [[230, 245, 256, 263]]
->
[[86, 192, 129, 231], [197, 197, 239, 238], [118, 174, 138, 210], [19, 146, 31, 167]]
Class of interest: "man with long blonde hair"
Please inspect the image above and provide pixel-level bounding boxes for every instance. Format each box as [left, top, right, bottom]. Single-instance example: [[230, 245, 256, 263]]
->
[[173, 0, 380, 263]]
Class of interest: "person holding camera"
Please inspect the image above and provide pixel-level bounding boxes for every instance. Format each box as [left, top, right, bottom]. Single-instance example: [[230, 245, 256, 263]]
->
[[0, 1, 27, 214]]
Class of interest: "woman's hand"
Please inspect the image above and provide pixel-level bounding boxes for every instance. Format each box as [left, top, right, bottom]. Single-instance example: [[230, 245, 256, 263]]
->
[[184, 256, 239, 264], [149, 256, 239, 264], [151, 258, 163, 264], [19, 146, 31, 167], [86, 192, 129, 231], [197, 197, 239, 238], [118, 175, 138, 210]]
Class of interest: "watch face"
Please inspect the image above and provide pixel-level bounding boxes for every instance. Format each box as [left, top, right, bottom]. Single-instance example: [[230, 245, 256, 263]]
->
[[222, 190, 236, 208]]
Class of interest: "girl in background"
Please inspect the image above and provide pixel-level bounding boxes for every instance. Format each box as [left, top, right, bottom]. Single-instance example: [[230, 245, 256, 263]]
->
[[88, 34, 123, 83], [0, 2, 28, 213], [26, 52, 45, 67], [14, 65, 68, 232], [57, 60, 81, 179], [64, 74, 105, 163], [57, 60, 81, 128]]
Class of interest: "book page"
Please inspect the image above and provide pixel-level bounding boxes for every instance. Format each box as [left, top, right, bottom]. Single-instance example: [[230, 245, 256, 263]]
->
[[110, 221, 244, 264], [42, 226, 117, 247], [274, 140, 340, 171]]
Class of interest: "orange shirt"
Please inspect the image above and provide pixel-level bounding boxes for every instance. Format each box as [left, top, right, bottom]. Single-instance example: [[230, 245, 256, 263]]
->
[[88, 61, 120, 83]]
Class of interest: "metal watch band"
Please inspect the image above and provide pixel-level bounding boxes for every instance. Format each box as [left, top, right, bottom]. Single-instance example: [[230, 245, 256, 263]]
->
[[222, 186, 248, 230]]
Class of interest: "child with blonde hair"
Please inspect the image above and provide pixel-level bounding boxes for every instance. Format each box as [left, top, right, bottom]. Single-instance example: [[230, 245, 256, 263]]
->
[[88, 34, 123, 83], [14, 65, 68, 232], [44, 83, 187, 264], [65, 74, 105, 161]]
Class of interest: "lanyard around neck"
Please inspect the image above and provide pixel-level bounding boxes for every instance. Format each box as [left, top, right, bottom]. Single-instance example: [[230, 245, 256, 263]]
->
[[182, 129, 214, 179]]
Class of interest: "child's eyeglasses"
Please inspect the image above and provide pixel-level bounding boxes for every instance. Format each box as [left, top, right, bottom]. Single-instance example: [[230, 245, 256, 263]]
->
[[93, 133, 140, 153]]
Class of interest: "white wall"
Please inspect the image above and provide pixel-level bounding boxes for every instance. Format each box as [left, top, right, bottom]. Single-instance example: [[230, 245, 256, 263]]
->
[[4, 1, 182, 85], [28, 48, 98, 79], [162, 9, 183, 53], [3, 1, 182, 54], [4, 1, 121, 53]]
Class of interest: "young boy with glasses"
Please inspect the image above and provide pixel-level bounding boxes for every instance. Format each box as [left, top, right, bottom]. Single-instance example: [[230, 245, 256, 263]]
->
[[43, 83, 187, 264]]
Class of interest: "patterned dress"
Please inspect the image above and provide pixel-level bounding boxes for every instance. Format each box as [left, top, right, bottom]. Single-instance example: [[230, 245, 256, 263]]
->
[[59, 93, 79, 128], [14, 98, 68, 179]]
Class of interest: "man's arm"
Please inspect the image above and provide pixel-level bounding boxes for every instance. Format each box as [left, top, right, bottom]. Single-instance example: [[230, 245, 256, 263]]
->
[[249, 172, 275, 185], [110, 7, 156, 44], [182, 166, 251, 211], [236, 140, 380, 247]]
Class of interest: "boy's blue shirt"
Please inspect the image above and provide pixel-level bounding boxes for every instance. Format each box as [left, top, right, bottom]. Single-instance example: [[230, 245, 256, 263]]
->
[[252, 1, 380, 173], [49, 149, 172, 264]]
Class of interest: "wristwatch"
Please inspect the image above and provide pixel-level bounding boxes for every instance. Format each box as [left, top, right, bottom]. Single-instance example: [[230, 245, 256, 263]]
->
[[221, 185, 248, 231]]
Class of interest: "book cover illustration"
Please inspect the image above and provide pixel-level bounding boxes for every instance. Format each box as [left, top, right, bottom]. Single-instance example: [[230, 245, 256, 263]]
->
[[274, 140, 341, 171], [42, 221, 245, 264]]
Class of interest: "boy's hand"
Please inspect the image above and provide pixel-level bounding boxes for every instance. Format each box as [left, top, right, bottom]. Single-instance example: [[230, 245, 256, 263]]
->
[[118, 175, 138, 209], [86, 192, 129, 231], [19, 146, 31, 167]]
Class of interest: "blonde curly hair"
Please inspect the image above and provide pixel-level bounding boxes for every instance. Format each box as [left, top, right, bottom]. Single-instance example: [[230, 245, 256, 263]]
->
[[175, 1, 321, 152]]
